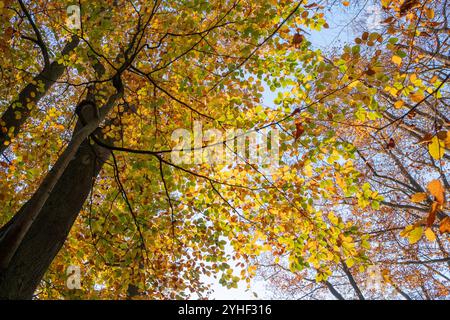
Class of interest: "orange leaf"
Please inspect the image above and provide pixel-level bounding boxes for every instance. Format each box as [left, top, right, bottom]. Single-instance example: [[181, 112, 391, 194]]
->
[[394, 100, 404, 109], [411, 192, 427, 203], [439, 217, 450, 234], [427, 179, 445, 205]]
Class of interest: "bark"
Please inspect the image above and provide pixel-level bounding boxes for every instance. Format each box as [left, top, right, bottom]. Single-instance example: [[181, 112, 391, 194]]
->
[[0, 136, 110, 299], [0, 36, 79, 154], [0, 88, 121, 270]]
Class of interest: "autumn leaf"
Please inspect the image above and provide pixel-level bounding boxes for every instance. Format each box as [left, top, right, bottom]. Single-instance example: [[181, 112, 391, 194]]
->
[[292, 33, 304, 47], [439, 217, 450, 234], [437, 131, 450, 148], [386, 138, 395, 149], [428, 136, 445, 160], [391, 55, 402, 66], [410, 192, 427, 203], [424, 228, 436, 241], [394, 100, 404, 109], [410, 91, 425, 103], [417, 133, 433, 145], [425, 8, 435, 19], [427, 179, 445, 205], [401, 225, 423, 244], [427, 202, 439, 227], [294, 122, 305, 140], [399, 0, 420, 16]]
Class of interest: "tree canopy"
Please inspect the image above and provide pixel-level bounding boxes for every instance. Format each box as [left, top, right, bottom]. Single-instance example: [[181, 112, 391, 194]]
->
[[0, 0, 448, 300]]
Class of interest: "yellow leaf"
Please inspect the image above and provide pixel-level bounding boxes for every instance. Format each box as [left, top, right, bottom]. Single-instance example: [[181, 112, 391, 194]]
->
[[391, 55, 402, 65], [428, 136, 445, 160], [411, 192, 427, 203], [328, 212, 339, 225], [382, 269, 391, 283], [304, 164, 313, 177], [424, 228, 436, 242], [427, 179, 445, 204], [400, 225, 413, 237], [408, 226, 423, 244], [345, 257, 355, 268]]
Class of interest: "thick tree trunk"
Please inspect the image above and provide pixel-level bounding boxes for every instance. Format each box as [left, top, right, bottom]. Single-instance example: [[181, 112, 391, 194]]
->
[[0, 137, 110, 299]]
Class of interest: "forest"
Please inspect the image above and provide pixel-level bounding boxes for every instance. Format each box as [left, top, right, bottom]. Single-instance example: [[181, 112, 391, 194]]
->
[[0, 0, 448, 300]]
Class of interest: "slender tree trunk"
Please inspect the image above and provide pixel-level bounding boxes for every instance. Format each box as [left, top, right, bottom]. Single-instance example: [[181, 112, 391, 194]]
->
[[324, 281, 345, 300], [0, 36, 79, 153], [341, 260, 365, 300]]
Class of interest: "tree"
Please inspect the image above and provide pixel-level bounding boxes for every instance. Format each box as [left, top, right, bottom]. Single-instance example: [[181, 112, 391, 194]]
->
[[0, 0, 448, 301], [0, 0, 330, 299], [256, 0, 449, 300]]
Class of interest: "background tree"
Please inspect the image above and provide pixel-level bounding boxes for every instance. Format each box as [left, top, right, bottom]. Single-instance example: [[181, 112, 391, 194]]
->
[[256, 0, 449, 300]]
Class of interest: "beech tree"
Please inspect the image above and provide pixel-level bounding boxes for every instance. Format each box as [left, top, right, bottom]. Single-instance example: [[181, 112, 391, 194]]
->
[[0, 0, 448, 300], [0, 0, 331, 299]]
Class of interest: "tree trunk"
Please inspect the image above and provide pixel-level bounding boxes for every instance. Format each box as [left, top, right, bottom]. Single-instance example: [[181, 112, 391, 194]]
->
[[0, 136, 110, 299], [0, 36, 79, 153]]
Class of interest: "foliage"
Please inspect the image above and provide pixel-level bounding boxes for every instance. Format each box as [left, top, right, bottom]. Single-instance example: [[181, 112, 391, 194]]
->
[[0, 0, 448, 300]]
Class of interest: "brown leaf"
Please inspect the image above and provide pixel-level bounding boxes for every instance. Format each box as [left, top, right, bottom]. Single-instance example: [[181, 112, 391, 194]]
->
[[291, 108, 300, 116], [437, 131, 448, 140], [427, 202, 438, 227], [294, 122, 305, 140], [365, 68, 376, 76], [417, 133, 433, 144], [399, 0, 420, 16], [407, 110, 416, 119], [292, 33, 304, 47], [386, 138, 395, 149]]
